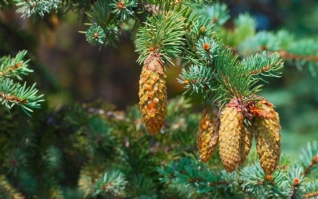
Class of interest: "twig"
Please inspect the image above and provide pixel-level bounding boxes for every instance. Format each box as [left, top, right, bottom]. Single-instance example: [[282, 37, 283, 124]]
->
[[278, 51, 318, 62]]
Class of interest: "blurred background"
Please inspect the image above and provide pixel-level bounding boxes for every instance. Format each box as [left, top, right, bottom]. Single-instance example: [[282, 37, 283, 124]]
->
[[1, 0, 318, 158]]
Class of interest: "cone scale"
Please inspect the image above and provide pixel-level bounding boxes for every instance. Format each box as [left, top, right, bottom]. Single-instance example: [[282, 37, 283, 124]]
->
[[139, 52, 167, 135], [197, 106, 219, 162]]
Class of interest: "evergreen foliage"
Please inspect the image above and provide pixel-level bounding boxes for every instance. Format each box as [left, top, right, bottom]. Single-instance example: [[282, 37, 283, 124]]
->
[[0, 0, 318, 198], [14, 0, 62, 18], [0, 50, 43, 115]]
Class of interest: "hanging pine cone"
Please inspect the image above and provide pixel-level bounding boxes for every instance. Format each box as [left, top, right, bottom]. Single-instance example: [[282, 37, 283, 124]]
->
[[139, 52, 167, 135], [219, 98, 243, 172], [197, 106, 219, 162], [253, 99, 281, 175], [239, 124, 253, 166]]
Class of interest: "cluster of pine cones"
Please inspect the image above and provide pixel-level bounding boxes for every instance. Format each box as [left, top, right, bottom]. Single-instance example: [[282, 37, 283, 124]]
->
[[138, 52, 281, 175], [198, 97, 281, 175]]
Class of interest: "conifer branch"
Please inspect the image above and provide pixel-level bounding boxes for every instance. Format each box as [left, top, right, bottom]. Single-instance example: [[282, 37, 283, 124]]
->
[[196, 3, 318, 76], [219, 13, 256, 47], [0, 79, 44, 115], [65, 0, 99, 13], [14, 0, 63, 18], [78, 162, 127, 197], [0, 175, 24, 199], [78, 163, 98, 198], [180, 16, 215, 68], [300, 141, 318, 177], [0, 50, 32, 80], [0, 51, 44, 115], [199, 2, 230, 26], [157, 147, 318, 198], [110, 0, 137, 21], [46, 186, 64, 199], [303, 181, 318, 198], [93, 170, 127, 196], [304, 191, 318, 198], [304, 156, 318, 176], [135, 10, 186, 65], [178, 65, 214, 95], [279, 51, 318, 62], [286, 166, 303, 199], [85, 24, 106, 46], [126, 174, 156, 198], [83, 0, 120, 47], [242, 51, 283, 80]]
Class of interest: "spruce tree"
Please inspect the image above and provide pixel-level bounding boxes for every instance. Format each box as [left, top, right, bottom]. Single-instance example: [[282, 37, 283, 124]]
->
[[0, 0, 318, 198]]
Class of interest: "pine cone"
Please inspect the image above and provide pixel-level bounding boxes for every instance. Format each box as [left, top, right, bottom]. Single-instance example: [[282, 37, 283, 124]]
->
[[197, 106, 219, 162], [219, 98, 243, 172], [253, 99, 281, 175], [239, 123, 253, 166], [139, 52, 167, 135]]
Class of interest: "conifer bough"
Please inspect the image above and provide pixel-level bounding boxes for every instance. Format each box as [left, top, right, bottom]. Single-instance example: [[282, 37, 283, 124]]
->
[[139, 52, 167, 135]]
